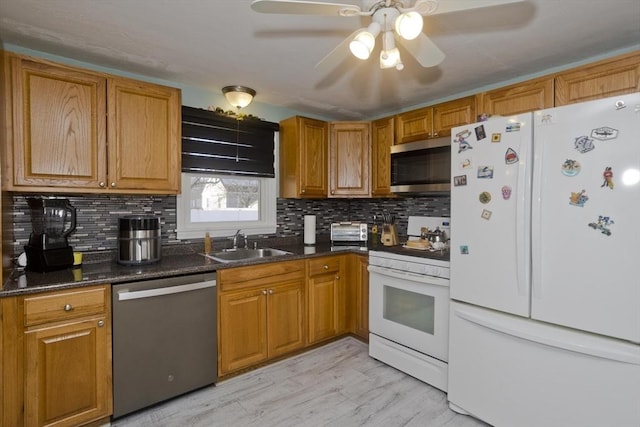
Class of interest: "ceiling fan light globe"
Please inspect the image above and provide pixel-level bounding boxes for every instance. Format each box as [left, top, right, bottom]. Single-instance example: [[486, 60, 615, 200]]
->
[[395, 11, 423, 40], [349, 31, 376, 60]]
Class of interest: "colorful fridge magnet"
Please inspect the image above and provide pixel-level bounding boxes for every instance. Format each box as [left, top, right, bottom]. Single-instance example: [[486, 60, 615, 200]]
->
[[506, 123, 521, 132], [477, 166, 494, 179], [491, 133, 502, 143], [501, 185, 512, 200], [479, 191, 492, 204], [475, 125, 487, 141], [591, 127, 618, 141], [561, 159, 581, 177], [569, 189, 589, 207], [455, 130, 473, 153], [574, 136, 595, 153], [459, 158, 472, 170], [588, 215, 614, 236], [460, 245, 469, 255], [601, 167, 614, 189], [505, 148, 519, 164], [453, 175, 468, 186], [481, 209, 492, 220]]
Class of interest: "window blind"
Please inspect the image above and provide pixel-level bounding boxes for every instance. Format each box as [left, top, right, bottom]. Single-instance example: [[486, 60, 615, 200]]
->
[[181, 106, 279, 177]]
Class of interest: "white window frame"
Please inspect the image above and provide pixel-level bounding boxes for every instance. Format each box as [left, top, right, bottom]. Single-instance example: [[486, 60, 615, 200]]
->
[[176, 172, 277, 240]]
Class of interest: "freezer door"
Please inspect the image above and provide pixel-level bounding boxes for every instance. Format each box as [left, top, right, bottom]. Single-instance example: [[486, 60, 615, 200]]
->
[[450, 114, 533, 316], [532, 93, 640, 342], [448, 301, 640, 427]]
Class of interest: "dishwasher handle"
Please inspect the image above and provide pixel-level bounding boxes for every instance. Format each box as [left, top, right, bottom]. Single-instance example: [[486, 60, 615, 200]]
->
[[117, 280, 216, 301]]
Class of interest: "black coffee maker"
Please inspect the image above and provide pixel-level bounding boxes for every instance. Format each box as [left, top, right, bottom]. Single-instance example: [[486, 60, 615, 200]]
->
[[24, 197, 77, 272]]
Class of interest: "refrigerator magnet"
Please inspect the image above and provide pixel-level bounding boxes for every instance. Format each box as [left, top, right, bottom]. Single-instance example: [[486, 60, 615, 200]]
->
[[481, 209, 492, 220], [569, 189, 589, 207], [501, 185, 512, 200], [601, 167, 614, 189], [477, 166, 494, 179], [591, 127, 618, 141], [460, 245, 470, 255], [455, 130, 474, 153], [588, 215, 614, 236], [454, 175, 468, 186], [574, 136, 595, 153], [491, 133, 501, 143], [479, 191, 491, 204], [561, 159, 581, 177], [459, 158, 472, 170], [505, 147, 519, 164], [475, 125, 487, 141], [506, 123, 521, 132]]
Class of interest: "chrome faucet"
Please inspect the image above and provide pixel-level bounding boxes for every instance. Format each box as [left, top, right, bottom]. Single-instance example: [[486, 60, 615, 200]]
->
[[232, 229, 242, 249]]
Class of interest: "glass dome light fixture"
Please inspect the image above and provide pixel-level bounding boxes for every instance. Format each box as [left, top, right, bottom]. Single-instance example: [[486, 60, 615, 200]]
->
[[222, 85, 256, 109], [395, 11, 423, 40]]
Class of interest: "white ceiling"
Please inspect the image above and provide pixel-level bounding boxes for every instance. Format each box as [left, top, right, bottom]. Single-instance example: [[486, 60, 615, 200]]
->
[[1, 0, 639, 120]]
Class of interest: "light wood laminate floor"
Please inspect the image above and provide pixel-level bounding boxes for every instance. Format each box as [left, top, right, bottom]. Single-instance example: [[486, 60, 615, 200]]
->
[[111, 337, 488, 427]]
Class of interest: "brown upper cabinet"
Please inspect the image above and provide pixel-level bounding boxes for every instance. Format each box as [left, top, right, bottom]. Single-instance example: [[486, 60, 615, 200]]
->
[[370, 116, 394, 197], [477, 76, 554, 117], [554, 51, 640, 106], [3, 53, 181, 194], [329, 121, 370, 198], [395, 96, 476, 143], [279, 116, 329, 198]]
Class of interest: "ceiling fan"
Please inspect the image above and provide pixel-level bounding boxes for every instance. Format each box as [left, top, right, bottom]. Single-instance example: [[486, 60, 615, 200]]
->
[[251, 0, 524, 70]]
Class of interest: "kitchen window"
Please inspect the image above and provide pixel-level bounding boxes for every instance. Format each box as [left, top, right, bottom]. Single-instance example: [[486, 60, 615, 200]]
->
[[176, 106, 278, 239]]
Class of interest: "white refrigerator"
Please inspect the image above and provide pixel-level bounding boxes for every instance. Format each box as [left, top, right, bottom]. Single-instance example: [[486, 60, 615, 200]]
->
[[448, 93, 640, 427]]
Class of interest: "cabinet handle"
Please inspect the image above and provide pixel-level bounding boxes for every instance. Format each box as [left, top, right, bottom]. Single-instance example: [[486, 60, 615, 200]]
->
[[301, 189, 306, 194], [434, 132, 439, 137], [336, 275, 340, 280], [331, 190, 335, 195], [97, 320, 105, 327], [323, 265, 329, 270], [110, 182, 117, 188], [268, 289, 273, 295], [262, 289, 267, 295], [63, 304, 73, 312], [99, 181, 106, 188]]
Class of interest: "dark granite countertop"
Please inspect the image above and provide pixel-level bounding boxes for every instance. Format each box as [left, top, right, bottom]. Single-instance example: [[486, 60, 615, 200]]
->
[[1, 238, 447, 298]]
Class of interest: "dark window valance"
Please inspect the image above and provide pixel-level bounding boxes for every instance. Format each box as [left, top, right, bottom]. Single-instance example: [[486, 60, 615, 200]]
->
[[181, 106, 279, 178]]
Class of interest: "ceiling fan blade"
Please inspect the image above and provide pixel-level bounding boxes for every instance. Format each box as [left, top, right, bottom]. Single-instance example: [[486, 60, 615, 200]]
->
[[251, 0, 362, 16], [421, 0, 525, 16], [397, 33, 445, 68], [314, 28, 361, 72]]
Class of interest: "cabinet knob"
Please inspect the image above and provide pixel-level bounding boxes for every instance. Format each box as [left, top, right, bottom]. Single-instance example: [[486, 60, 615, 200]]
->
[[262, 289, 267, 295], [331, 190, 335, 195], [433, 132, 439, 137], [110, 182, 117, 188], [268, 289, 273, 295], [63, 304, 73, 312], [99, 181, 106, 188], [336, 275, 340, 280], [97, 320, 105, 327], [323, 265, 329, 270], [301, 189, 306, 193]]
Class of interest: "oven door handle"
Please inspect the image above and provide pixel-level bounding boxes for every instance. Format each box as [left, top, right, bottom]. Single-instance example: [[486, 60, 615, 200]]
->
[[368, 265, 449, 287]]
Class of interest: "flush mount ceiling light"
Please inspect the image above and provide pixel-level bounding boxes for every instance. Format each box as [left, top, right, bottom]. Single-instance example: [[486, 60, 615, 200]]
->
[[251, 0, 525, 71], [222, 85, 256, 109]]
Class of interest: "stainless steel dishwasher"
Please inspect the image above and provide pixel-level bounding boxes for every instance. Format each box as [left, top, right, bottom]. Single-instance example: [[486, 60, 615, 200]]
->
[[112, 272, 217, 418]]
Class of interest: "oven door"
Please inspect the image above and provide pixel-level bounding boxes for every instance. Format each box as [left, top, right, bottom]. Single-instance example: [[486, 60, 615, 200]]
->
[[368, 264, 450, 362]]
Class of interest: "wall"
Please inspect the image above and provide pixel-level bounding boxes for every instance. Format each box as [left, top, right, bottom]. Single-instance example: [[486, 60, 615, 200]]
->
[[10, 194, 449, 258]]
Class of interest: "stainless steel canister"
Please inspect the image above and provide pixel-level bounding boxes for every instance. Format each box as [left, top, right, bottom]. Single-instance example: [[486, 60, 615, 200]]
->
[[118, 216, 161, 265]]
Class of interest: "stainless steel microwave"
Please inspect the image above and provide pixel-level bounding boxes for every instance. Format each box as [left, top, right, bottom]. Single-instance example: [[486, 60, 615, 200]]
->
[[390, 138, 451, 194]]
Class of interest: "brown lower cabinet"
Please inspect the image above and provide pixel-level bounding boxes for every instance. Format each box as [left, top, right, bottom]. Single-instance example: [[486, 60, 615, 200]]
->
[[1, 285, 112, 427], [217, 260, 306, 376], [307, 255, 347, 345]]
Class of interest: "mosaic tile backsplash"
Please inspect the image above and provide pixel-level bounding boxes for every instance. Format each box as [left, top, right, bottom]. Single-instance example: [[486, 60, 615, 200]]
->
[[10, 194, 449, 258]]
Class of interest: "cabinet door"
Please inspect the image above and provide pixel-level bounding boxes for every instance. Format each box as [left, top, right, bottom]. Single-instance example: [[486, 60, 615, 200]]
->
[[329, 122, 370, 197], [371, 116, 394, 197], [219, 289, 268, 375], [107, 77, 181, 192], [267, 280, 305, 358], [354, 255, 369, 340], [10, 57, 107, 189], [478, 77, 554, 116], [307, 256, 346, 344], [432, 96, 476, 138], [24, 317, 111, 427], [299, 117, 329, 197], [555, 52, 640, 106], [395, 106, 432, 143]]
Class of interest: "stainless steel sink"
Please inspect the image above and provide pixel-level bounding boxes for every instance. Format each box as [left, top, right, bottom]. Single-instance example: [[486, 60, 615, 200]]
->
[[203, 248, 291, 263]]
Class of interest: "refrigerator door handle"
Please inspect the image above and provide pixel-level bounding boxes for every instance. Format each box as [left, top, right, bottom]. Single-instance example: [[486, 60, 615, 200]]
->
[[454, 305, 640, 365], [515, 128, 532, 298], [531, 113, 544, 300]]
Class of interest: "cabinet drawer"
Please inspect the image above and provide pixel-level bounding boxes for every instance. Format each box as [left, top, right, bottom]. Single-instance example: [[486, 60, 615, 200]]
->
[[24, 286, 108, 327], [308, 256, 342, 277], [219, 260, 305, 292]]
